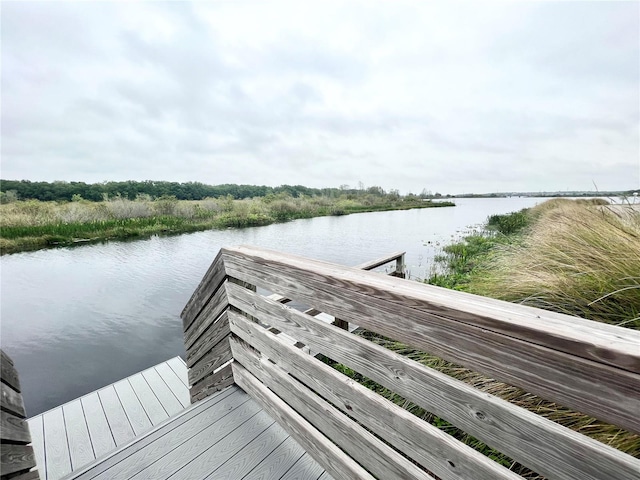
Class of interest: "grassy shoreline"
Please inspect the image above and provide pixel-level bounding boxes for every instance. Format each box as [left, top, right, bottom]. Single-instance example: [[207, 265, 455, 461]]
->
[[0, 195, 454, 255], [332, 198, 639, 478]]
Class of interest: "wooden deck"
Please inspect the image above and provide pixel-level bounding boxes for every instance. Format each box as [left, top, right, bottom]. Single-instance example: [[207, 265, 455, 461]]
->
[[63, 385, 330, 480], [27, 357, 191, 480]]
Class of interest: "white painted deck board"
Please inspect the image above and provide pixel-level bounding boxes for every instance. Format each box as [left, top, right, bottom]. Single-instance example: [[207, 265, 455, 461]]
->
[[29, 357, 190, 480], [154, 362, 190, 408]]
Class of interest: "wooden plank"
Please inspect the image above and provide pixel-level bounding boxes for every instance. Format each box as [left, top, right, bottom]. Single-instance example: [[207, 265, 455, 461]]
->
[[112, 380, 152, 435], [127, 373, 169, 425], [181, 249, 226, 328], [80, 394, 115, 459], [43, 408, 71, 479], [27, 415, 45, 480], [97, 387, 135, 446], [242, 436, 305, 480], [353, 251, 405, 271], [279, 453, 326, 480], [186, 311, 231, 367], [10, 470, 41, 480], [166, 357, 188, 387], [190, 363, 234, 402], [188, 334, 233, 387], [184, 283, 229, 351], [233, 363, 376, 480], [1, 349, 21, 392], [230, 314, 519, 480], [1, 410, 31, 444], [154, 363, 189, 408], [222, 247, 640, 433], [203, 423, 289, 479], [0, 444, 36, 476], [141, 368, 183, 416], [127, 408, 272, 479], [227, 284, 640, 480], [66, 387, 245, 480], [1, 381, 26, 418], [224, 246, 640, 372], [62, 399, 95, 470]]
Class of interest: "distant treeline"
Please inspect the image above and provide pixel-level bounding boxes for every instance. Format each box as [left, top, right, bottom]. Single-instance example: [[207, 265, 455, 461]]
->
[[0, 180, 397, 202]]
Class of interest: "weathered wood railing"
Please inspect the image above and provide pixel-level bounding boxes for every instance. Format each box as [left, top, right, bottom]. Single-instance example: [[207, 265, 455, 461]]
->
[[181, 245, 640, 480], [1, 350, 39, 480]]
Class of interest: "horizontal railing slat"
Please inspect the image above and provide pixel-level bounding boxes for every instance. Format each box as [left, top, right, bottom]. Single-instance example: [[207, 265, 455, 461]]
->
[[188, 333, 233, 387], [221, 247, 640, 434], [229, 311, 521, 480], [232, 362, 377, 480], [183, 282, 229, 350], [230, 336, 432, 480], [181, 249, 226, 328], [352, 251, 405, 271], [189, 363, 234, 401], [186, 311, 231, 368], [224, 245, 640, 372], [226, 282, 640, 480]]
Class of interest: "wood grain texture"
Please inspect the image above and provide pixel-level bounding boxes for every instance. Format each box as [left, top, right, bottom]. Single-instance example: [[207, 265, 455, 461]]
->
[[1, 410, 31, 444], [222, 247, 640, 433], [184, 283, 229, 351], [1, 349, 21, 393], [279, 453, 326, 480], [181, 249, 226, 328], [27, 415, 45, 480], [203, 422, 288, 479], [186, 311, 231, 368], [62, 400, 95, 470], [227, 283, 640, 480], [65, 387, 243, 480], [43, 408, 71, 479], [112, 380, 152, 435], [0, 444, 36, 476], [126, 373, 169, 425], [242, 436, 305, 480], [154, 363, 190, 408], [231, 339, 431, 480], [141, 368, 183, 416], [1, 381, 26, 418], [230, 313, 521, 480], [128, 408, 273, 479], [188, 333, 233, 387], [223, 246, 640, 371], [232, 363, 377, 480], [10, 470, 41, 480], [80, 394, 116, 459], [97, 388, 135, 447], [190, 363, 234, 402]]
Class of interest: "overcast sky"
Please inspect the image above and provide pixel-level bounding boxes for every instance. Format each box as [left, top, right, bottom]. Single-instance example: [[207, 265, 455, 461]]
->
[[2, 1, 638, 194]]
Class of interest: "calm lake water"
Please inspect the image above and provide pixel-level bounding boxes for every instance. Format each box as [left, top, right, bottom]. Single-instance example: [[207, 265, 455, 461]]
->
[[2, 197, 554, 416]]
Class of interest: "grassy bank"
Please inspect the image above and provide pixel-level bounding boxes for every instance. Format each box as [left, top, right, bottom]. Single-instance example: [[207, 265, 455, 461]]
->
[[0, 194, 454, 254], [332, 198, 639, 478]]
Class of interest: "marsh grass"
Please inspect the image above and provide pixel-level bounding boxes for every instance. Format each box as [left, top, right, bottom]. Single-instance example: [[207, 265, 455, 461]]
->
[[328, 199, 639, 478], [0, 195, 454, 254]]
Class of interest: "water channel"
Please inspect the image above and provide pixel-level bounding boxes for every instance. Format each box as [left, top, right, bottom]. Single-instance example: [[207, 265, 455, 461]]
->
[[2, 197, 555, 415]]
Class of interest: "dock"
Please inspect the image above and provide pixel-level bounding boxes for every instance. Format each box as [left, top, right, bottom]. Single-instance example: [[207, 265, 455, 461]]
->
[[2, 246, 639, 480]]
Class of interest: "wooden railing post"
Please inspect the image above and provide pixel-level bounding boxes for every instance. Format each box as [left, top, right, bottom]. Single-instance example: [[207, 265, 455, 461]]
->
[[395, 253, 405, 278], [1, 349, 40, 480]]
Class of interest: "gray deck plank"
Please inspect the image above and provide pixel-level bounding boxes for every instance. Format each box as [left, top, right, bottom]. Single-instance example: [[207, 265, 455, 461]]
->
[[62, 400, 95, 470], [166, 357, 189, 387], [43, 407, 72, 480], [243, 436, 305, 480], [80, 393, 115, 458], [82, 388, 249, 480], [317, 472, 334, 480], [142, 368, 183, 416], [113, 379, 152, 435], [27, 415, 46, 480], [279, 453, 327, 480], [166, 411, 275, 480], [97, 387, 135, 446], [127, 372, 170, 425], [155, 362, 190, 408], [204, 423, 287, 479]]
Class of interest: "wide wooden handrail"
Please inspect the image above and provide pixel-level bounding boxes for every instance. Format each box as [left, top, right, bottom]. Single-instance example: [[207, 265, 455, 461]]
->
[[181, 245, 640, 480]]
